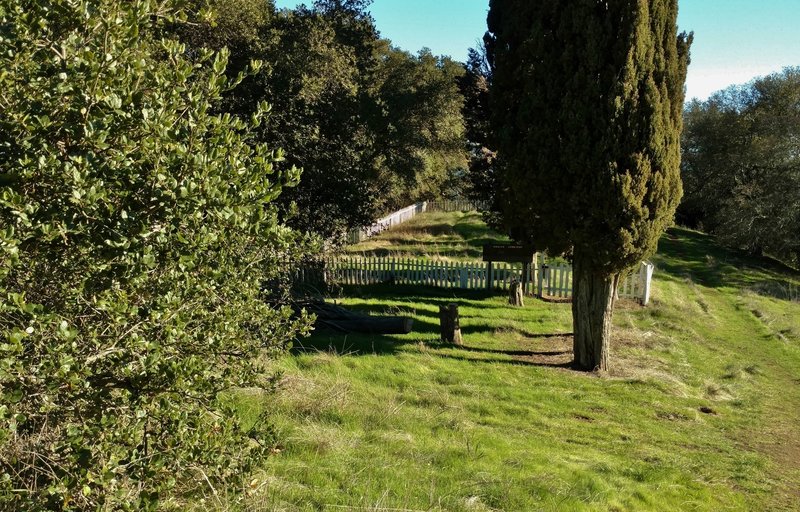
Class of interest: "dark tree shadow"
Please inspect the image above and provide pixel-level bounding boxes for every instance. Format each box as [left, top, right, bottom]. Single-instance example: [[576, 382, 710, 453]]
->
[[290, 280, 582, 370], [335, 284, 509, 306], [456, 345, 571, 358], [428, 351, 575, 369], [293, 335, 577, 370], [292, 332, 407, 356]]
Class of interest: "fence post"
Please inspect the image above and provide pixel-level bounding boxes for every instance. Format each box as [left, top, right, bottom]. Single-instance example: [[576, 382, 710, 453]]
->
[[536, 254, 544, 297], [522, 263, 530, 295], [641, 262, 654, 306]]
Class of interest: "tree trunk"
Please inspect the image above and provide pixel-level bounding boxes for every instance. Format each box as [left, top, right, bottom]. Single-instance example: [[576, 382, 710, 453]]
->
[[571, 250, 615, 371]]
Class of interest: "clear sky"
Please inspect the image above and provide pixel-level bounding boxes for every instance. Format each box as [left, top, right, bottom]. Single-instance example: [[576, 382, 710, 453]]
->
[[273, 0, 800, 101]]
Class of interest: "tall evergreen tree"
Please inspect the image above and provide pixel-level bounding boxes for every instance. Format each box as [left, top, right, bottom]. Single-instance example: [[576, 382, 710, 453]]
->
[[460, 43, 504, 230], [487, 0, 691, 370]]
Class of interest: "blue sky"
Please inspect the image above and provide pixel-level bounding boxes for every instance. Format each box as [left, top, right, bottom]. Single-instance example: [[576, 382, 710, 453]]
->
[[274, 0, 800, 101]]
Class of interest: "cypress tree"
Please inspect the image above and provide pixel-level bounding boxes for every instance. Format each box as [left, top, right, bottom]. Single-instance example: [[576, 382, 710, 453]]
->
[[486, 0, 691, 371]]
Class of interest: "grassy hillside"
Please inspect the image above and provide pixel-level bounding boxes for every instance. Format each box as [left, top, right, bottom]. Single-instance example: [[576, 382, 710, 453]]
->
[[230, 212, 800, 511], [345, 211, 510, 260]]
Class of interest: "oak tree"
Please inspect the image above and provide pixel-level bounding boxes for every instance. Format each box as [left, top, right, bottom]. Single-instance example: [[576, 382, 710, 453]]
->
[[680, 68, 800, 266]]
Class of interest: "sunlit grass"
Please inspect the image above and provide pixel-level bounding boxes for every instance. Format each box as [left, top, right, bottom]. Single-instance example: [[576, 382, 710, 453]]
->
[[226, 218, 800, 511], [346, 210, 510, 261]]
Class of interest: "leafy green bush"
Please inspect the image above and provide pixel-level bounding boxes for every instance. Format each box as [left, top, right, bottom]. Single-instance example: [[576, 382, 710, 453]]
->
[[0, 0, 309, 509]]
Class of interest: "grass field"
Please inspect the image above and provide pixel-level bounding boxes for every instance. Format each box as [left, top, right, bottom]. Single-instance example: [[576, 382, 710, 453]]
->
[[230, 212, 800, 511], [345, 211, 510, 261]]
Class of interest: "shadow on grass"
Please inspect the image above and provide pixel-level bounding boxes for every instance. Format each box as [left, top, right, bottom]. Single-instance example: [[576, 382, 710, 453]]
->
[[292, 333, 406, 356], [346, 243, 485, 260], [327, 300, 438, 318], [340, 299, 522, 319], [293, 288, 576, 370], [348, 239, 495, 258], [452, 216, 507, 240], [457, 344, 571, 358], [429, 351, 575, 369], [347, 211, 510, 259], [291, 274, 580, 368], [654, 228, 800, 300], [363, 238, 461, 247], [352, 236, 502, 259], [292, 335, 576, 370], [296, 315, 442, 355], [335, 284, 502, 304], [458, 325, 573, 338]]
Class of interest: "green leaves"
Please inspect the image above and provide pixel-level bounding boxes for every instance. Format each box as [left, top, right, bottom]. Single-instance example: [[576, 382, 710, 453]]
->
[[0, 0, 310, 509], [487, 0, 689, 273], [180, 0, 467, 241], [680, 68, 800, 266]]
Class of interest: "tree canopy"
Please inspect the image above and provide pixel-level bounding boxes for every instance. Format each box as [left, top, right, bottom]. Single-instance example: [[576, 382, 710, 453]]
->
[[182, 0, 467, 240], [459, 42, 503, 228], [679, 68, 800, 266], [487, 0, 691, 370]]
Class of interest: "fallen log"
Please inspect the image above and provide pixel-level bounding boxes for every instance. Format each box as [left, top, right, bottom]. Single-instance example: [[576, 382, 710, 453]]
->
[[292, 299, 414, 334], [317, 317, 414, 334]]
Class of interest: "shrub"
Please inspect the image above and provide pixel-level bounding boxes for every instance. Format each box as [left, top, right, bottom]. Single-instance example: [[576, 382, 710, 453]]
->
[[0, 0, 309, 509]]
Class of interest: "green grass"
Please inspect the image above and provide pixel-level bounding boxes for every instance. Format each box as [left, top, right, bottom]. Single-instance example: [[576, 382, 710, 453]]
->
[[345, 210, 510, 261], [230, 214, 800, 511]]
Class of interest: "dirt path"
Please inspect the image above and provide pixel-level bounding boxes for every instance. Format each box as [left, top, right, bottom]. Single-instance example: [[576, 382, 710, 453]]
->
[[728, 295, 800, 510], [749, 359, 800, 510]]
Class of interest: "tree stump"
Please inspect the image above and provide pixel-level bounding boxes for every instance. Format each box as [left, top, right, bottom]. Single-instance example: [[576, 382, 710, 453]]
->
[[439, 303, 463, 345], [509, 279, 524, 307]]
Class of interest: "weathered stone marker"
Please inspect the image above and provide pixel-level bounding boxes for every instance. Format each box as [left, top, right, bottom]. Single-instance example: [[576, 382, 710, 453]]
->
[[508, 279, 524, 307], [439, 303, 463, 345]]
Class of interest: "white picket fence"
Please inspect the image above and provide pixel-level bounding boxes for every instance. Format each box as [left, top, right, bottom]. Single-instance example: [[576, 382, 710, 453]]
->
[[346, 200, 485, 244], [426, 199, 487, 213], [295, 256, 654, 305]]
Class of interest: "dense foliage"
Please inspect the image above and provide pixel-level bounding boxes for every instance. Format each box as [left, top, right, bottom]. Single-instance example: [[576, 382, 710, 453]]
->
[[679, 68, 800, 266], [486, 0, 691, 370], [0, 0, 309, 509], [459, 44, 502, 228], [183, 0, 467, 240]]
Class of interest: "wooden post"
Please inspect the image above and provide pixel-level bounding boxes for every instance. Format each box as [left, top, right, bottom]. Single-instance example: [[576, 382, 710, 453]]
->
[[439, 303, 463, 345], [486, 261, 493, 290], [522, 263, 530, 295], [536, 254, 544, 297], [509, 279, 524, 307]]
